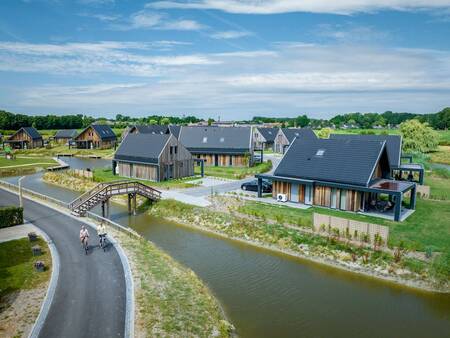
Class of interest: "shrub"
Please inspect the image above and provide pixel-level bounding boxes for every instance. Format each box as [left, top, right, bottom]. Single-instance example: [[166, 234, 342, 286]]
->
[[0, 206, 23, 228]]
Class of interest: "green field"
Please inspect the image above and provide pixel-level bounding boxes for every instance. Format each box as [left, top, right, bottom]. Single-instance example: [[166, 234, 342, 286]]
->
[[194, 161, 272, 179], [13, 144, 115, 158], [93, 168, 198, 189], [0, 156, 57, 168], [327, 128, 450, 146], [0, 237, 51, 300]]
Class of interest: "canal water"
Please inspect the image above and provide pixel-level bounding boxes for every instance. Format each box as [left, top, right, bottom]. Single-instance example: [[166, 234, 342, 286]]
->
[[3, 157, 450, 338]]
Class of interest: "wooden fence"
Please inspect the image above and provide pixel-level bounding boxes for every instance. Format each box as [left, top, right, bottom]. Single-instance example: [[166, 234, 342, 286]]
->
[[70, 169, 93, 179], [313, 213, 389, 246]]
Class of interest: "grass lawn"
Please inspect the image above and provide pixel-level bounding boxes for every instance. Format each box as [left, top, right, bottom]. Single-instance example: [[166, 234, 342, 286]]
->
[[0, 157, 57, 168], [238, 197, 450, 253], [429, 146, 450, 165], [111, 229, 232, 337], [14, 144, 115, 158], [194, 161, 272, 179], [93, 168, 198, 189], [0, 237, 51, 300]]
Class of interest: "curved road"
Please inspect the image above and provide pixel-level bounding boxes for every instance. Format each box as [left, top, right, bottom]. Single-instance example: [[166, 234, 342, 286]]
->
[[0, 188, 126, 338]]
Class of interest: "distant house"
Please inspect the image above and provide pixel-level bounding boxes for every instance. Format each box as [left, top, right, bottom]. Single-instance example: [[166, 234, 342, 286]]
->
[[74, 125, 117, 149], [54, 129, 78, 144], [253, 127, 279, 151], [113, 133, 193, 181], [329, 134, 424, 184], [178, 126, 253, 167], [126, 124, 181, 139], [256, 137, 417, 221], [4, 127, 43, 149], [274, 128, 317, 153]]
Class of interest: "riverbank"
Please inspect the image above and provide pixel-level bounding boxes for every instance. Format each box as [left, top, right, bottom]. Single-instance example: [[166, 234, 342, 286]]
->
[[109, 227, 233, 337], [149, 198, 449, 293], [0, 236, 52, 337]]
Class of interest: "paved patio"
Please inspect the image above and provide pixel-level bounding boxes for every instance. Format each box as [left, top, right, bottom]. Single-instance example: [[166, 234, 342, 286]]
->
[[0, 223, 38, 243]]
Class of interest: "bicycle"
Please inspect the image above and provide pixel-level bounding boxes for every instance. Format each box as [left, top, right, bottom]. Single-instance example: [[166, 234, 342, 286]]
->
[[99, 234, 108, 252], [81, 236, 89, 255]]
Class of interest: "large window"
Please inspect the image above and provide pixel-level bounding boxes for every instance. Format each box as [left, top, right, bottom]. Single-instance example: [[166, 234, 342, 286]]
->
[[331, 188, 337, 209], [340, 190, 347, 210]]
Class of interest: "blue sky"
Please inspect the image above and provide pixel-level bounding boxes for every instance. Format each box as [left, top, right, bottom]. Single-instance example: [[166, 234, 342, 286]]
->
[[0, 0, 449, 119]]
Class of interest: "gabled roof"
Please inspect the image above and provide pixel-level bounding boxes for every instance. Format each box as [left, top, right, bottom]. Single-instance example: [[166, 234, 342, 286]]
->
[[54, 129, 78, 138], [76, 124, 116, 141], [168, 125, 181, 138], [329, 134, 401, 167], [281, 128, 317, 143], [114, 133, 171, 165], [274, 137, 387, 187], [130, 125, 170, 135], [179, 126, 252, 154], [9, 127, 42, 140], [256, 127, 279, 142]]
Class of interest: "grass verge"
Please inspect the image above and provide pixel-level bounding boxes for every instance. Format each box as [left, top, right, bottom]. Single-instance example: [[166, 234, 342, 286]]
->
[[13, 144, 115, 159], [0, 237, 51, 300], [194, 161, 272, 179], [109, 228, 233, 337]]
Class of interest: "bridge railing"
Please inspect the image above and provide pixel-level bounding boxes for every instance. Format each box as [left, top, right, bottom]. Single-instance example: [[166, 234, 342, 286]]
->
[[69, 180, 161, 213]]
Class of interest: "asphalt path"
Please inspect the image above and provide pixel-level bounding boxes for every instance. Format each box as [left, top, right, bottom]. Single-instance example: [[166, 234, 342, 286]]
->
[[0, 188, 126, 338]]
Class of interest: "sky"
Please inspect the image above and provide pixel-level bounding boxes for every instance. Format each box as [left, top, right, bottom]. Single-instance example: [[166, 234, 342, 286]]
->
[[0, 0, 449, 120]]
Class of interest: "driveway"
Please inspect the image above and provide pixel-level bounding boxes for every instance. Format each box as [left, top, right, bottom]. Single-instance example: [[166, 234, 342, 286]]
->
[[0, 188, 126, 338]]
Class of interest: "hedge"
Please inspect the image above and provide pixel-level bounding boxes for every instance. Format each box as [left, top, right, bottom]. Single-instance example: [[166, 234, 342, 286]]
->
[[0, 206, 23, 228]]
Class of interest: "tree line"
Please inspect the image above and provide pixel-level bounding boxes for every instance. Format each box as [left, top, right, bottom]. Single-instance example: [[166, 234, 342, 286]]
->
[[1, 107, 448, 131], [0, 110, 95, 130], [252, 107, 450, 130]]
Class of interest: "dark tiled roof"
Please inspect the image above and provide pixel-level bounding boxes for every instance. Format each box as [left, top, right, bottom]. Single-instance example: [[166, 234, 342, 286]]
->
[[179, 126, 252, 154], [257, 127, 278, 142], [91, 124, 117, 141], [330, 134, 401, 167], [168, 125, 181, 138], [9, 127, 42, 140], [114, 134, 170, 165], [132, 125, 170, 135], [281, 128, 317, 143], [274, 137, 386, 187], [54, 129, 78, 138]]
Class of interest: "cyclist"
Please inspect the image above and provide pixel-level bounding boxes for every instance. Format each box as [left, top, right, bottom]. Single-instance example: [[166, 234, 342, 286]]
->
[[79, 225, 89, 249], [97, 223, 107, 248]]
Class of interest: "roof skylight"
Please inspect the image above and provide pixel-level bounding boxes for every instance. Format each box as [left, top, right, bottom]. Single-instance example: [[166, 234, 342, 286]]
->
[[316, 149, 325, 156], [202, 137, 208, 143]]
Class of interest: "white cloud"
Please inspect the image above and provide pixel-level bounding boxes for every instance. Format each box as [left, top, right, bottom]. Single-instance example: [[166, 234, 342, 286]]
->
[[149, 0, 450, 15], [107, 10, 205, 31], [0, 41, 219, 77], [211, 30, 253, 39], [2, 41, 449, 117]]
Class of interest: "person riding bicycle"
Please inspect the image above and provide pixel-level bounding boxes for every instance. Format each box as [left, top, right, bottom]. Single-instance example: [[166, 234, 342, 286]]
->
[[97, 223, 107, 246], [79, 225, 89, 247]]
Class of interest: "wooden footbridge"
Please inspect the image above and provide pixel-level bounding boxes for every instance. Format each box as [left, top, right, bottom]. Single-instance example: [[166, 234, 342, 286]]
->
[[69, 180, 161, 217]]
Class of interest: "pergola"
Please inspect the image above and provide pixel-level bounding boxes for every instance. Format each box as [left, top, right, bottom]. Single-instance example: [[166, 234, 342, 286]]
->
[[256, 174, 417, 221]]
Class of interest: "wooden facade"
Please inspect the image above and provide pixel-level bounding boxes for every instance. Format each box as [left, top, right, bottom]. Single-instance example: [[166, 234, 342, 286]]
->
[[274, 130, 289, 153], [116, 135, 194, 182], [193, 153, 247, 167], [75, 126, 116, 149], [6, 128, 43, 149], [272, 180, 362, 212]]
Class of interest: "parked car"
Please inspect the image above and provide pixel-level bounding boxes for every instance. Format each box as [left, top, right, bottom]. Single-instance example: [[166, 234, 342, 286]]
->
[[241, 180, 272, 193]]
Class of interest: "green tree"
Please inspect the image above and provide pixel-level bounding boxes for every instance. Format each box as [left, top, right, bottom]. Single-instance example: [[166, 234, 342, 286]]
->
[[295, 114, 310, 128], [160, 117, 170, 125], [317, 127, 332, 139], [207, 118, 214, 126], [400, 119, 439, 153], [149, 119, 158, 125]]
